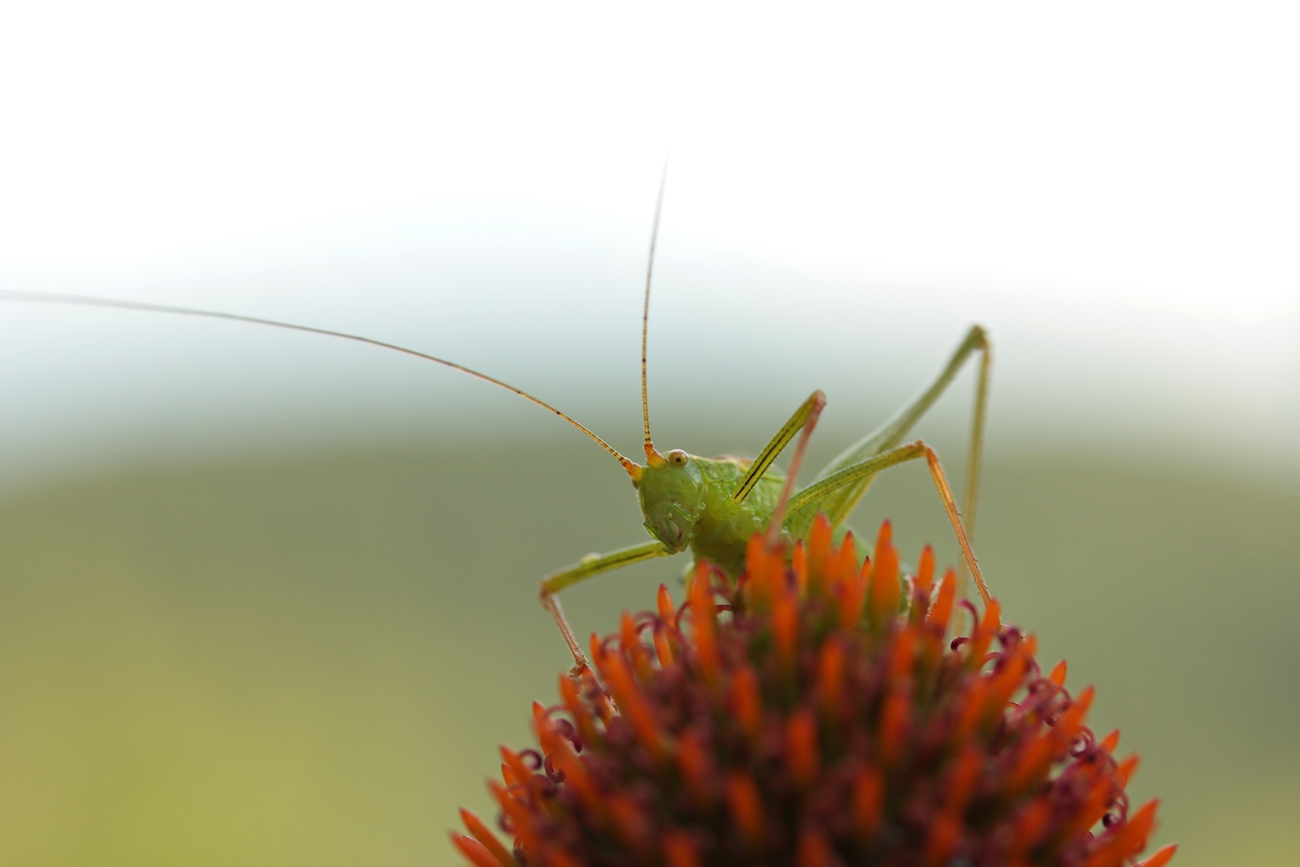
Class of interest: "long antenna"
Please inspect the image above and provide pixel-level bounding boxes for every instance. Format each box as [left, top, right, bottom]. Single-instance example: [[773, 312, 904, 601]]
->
[[641, 159, 669, 466], [0, 290, 643, 480]]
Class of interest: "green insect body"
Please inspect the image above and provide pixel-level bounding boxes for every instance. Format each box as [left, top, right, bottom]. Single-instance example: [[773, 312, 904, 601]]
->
[[535, 308, 993, 674]]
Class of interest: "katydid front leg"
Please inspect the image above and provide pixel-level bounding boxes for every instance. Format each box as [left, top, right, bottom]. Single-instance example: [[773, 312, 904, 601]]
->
[[539, 541, 671, 672]]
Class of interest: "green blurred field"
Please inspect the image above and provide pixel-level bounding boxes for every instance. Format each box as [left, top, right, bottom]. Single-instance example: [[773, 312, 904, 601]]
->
[[0, 440, 1296, 866]]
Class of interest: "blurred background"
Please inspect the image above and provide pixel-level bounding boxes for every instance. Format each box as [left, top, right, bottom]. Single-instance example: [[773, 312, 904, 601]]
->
[[1, 3, 1297, 865]]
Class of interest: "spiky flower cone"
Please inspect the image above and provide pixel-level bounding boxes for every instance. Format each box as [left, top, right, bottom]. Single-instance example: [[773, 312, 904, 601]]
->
[[453, 517, 1176, 867]]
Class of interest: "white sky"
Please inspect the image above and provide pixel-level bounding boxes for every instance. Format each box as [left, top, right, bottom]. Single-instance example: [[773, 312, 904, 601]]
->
[[0, 2, 1296, 488]]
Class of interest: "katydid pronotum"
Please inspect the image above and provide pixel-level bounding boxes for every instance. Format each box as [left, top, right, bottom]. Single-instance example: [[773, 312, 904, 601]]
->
[[0, 194, 992, 673]]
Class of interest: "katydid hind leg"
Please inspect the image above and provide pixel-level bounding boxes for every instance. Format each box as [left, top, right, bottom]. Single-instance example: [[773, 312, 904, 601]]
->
[[784, 442, 931, 538], [539, 540, 671, 671], [960, 335, 992, 556], [812, 326, 992, 538], [784, 439, 991, 607]]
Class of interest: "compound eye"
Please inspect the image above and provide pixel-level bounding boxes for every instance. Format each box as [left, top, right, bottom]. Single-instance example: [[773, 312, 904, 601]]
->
[[666, 449, 689, 468]]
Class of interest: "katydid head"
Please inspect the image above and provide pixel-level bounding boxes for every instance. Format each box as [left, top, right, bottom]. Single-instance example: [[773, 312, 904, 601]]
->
[[636, 449, 705, 553]]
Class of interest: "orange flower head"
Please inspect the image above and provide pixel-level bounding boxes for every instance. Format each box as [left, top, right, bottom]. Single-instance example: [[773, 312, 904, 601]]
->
[[453, 518, 1175, 867]]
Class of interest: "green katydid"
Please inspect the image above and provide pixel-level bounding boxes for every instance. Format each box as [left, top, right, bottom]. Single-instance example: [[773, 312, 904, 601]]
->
[[0, 190, 992, 671]]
